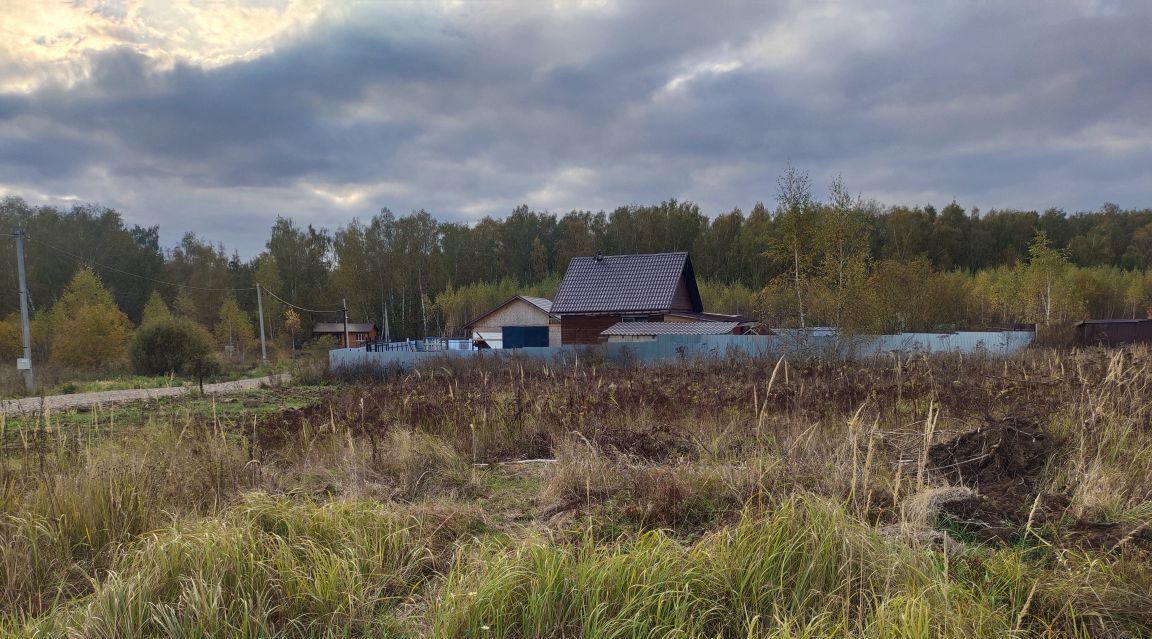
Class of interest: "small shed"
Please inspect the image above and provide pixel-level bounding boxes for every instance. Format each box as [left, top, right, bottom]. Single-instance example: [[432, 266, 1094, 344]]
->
[[1074, 319, 1152, 346], [313, 322, 379, 348], [464, 296, 560, 348], [600, 321, 745, 343]]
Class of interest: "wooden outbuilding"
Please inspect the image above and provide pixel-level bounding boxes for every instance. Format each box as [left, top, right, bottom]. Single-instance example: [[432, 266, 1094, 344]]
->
[[463, 295, 560, 348], [1074, 319, 1152, 346]]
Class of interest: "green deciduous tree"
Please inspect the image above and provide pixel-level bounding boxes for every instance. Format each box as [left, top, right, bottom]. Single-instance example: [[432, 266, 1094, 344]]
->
[[817, 176, 873, 332], [165, 233, 233, 328], [768, 164, 818, 328], [215, 297, 256, 361], [173, 291, 198, 320], [253, 254, 285, 336], [267, 216, 331, 307], [141, 291, 172, 325], [1026, 232, 1075, 325], [283, 309, 301, 352], [131, 317, 214, 375], [869, 258, 954, 333]]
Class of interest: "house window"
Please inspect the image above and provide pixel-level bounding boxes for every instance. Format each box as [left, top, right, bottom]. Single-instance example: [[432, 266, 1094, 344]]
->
[[621, 315, 645, 322]]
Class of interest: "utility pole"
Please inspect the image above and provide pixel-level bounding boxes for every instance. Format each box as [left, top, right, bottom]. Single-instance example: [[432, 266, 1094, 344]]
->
[[14, 228, 34, 393], [383, 304, 390, 343], [342, 298, 350, 349], [255, 283, 268, 364]]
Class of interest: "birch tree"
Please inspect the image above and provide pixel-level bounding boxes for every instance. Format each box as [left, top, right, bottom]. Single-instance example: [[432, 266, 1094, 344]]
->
[[1027, 232, 1071, 325], [768, 164, 818, 327], [818, 176, 872, 331]]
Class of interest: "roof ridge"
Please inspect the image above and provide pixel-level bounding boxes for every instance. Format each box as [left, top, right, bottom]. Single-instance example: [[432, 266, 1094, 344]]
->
[[569, 251, 688, 259]]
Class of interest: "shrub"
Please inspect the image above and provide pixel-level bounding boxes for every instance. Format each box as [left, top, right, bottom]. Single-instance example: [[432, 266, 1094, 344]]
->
[[0, 314, 20, 361], [129, 317, 215, 375]]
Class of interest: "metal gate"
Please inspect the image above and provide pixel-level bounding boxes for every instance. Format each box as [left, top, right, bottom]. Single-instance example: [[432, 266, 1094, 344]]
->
[[501, 325, 549, 348]]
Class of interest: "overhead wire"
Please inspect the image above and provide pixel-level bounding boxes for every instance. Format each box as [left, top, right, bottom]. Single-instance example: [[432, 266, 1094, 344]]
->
[[25, 234, 256, 292], [259, 286, 344, 314], [16, 231, 346, 316]]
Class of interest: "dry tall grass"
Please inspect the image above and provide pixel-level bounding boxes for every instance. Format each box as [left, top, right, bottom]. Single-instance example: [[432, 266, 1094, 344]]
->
[[1, 347, 1151, 637]]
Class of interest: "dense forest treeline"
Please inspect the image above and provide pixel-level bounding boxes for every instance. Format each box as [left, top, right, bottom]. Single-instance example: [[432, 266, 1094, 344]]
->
[[3, 169, 1152, 363]]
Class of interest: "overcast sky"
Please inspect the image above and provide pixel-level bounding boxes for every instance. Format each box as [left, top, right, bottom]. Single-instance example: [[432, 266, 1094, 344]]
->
[[1, 0, 1149, 256]]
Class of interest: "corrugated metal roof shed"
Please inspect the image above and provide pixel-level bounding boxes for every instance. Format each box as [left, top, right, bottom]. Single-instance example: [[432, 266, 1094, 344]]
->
[[552, 252, 702, 314], [601, 321, 740, 336], [521, 296, 553, 314], [1074, 319, 1152, 346], [667, 311, 747, 322], [1074, 319, 1152, 324], [464, 295, 556, 329]]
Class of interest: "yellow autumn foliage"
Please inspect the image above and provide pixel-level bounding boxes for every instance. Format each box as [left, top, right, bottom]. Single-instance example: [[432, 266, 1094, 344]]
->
[[48, 268, 134, 370]]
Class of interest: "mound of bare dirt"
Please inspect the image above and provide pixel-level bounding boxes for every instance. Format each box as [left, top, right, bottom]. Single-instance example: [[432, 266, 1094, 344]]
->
[[925, 418, 1055, 543], [924, 419, 1152, 551], [927, 417, 1052, 490]]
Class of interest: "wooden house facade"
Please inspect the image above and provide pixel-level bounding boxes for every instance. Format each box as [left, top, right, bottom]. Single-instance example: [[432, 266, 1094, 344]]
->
[[313, 322, 379, 348], [463, 296, 560, 348]]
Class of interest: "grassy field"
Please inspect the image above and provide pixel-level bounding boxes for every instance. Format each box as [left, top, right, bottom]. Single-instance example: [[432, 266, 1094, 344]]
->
[[1, 349, 1150, 637]]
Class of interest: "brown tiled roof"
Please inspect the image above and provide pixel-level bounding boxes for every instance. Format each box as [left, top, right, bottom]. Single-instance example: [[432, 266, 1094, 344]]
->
[[552, 252, 702, 314], [601, 321, 740, 336]]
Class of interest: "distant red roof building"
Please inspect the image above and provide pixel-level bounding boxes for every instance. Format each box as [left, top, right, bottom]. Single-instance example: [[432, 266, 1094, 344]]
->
[[313, 322, 379, 348]]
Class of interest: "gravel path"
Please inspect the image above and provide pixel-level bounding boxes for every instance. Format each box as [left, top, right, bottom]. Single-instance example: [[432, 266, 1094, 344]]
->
[[0, 374, 289, 416]]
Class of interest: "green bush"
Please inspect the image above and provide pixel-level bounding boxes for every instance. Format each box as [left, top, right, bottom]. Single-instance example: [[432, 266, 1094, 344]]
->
[[129, 317, 215, 376]]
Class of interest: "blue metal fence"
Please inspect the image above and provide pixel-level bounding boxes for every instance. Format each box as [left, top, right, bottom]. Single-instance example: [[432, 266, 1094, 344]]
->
[[333, 331, 1035, 372], [366, 338, 473, 352]]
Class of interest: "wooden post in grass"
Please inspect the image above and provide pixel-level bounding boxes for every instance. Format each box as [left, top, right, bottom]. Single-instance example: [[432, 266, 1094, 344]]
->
[[196, 358, 205, 397], [342, 298, 350, 348]]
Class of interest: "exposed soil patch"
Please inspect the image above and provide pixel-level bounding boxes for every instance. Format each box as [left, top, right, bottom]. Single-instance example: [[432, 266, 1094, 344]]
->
[[926, 419, 1152, 551], [484, 428, 554, 462], [256, 402, 341, 448], [927, 417, 1052, 490], [1061, 521, 1152, 552], [582, 421, 694, 462], [927, 417, 1054, 543]]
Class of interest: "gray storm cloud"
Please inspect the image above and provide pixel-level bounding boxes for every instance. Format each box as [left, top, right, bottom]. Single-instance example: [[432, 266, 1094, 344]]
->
[[0, 0, 1149, 255]]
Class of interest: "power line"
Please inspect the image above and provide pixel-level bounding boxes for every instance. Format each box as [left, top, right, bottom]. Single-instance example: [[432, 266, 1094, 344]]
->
[[25, 234, 256, 293], [260, 286, 344, 314], [21, 231, 344, 315]]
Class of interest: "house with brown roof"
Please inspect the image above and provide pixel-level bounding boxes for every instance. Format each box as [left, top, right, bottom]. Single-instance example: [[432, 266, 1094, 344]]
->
[[552, 251, 747, 344], [313, 322, 379, 348]]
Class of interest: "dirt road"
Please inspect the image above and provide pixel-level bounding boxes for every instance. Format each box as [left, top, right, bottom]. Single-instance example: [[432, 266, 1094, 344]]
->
[[0, 375, 289, 416]]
